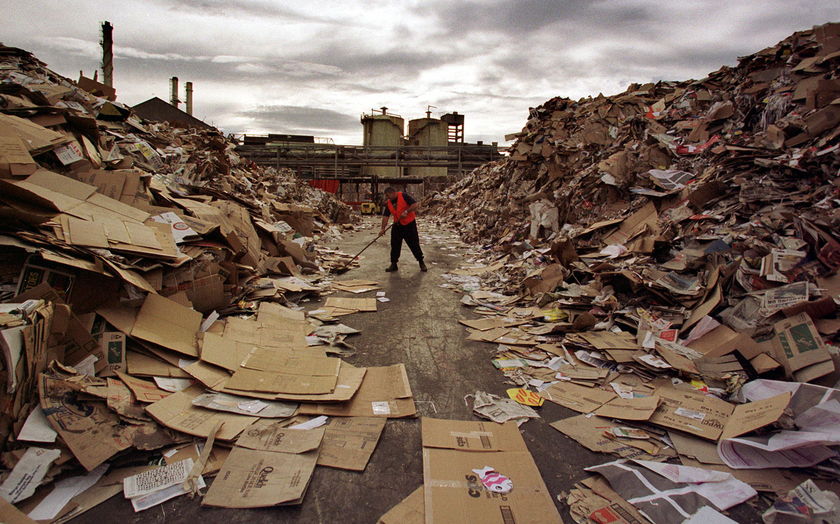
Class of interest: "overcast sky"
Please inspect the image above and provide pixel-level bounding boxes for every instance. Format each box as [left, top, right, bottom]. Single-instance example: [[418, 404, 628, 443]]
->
[[5, 1, 839, 145]]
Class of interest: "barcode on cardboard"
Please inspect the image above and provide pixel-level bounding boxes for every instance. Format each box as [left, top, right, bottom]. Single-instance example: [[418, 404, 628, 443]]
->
[[480, 435, 492, 449], [499, 505, 516, 524], [674, 407, 705, 421]]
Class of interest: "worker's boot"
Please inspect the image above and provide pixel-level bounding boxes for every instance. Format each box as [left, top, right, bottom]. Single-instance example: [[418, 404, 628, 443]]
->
[[419, 260, 428, 272], [385, 263, 398, 272]]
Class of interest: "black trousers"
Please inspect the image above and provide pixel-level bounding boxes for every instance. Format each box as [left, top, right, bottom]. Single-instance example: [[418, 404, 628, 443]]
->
[[390, 220, 424, 264]]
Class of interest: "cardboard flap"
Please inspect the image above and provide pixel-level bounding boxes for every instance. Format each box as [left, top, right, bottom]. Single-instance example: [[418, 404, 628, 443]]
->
[[242, 348, 340, 376], [145, 386, 256, 440], [236, 422, 325, 453], [594, 395, 660, 421], [720, 392, 791, 440], [648, 386, 733, 440], [421, 418, 526, 452], [131, 293, 201, 357]]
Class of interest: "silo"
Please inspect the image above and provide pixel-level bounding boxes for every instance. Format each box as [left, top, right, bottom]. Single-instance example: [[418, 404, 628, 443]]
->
[[361, 107, 404, 177], [407, 113, 448, 178]]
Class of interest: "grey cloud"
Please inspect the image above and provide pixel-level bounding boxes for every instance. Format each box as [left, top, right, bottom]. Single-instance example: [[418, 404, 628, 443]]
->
[[239, 105, 359, 134], [420, 0, 654, 38], [295, 46, 448, 78], [148, 0, 335, 24]]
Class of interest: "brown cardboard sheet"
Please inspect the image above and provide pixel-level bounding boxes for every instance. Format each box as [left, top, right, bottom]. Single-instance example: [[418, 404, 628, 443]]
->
[[580, 330, 641, 350], [421, 418, 561, 524], [270, 361, 366, 402], [299, 364, 415, 417], [145, 386, 256, 441], [199, 332, 241, 371], [235, 421, 325, 453], [201, 446, 318, 508], [594, 395, 660, 421], [226, 367, 338, 395], [538, 381, 616, 413], [377, 486, 424, 524], [38, 375, 129, 471], [126, 350, 190, 378], [317, 416, 386, 471], [114, 370, 170, 403], [130, 293, 201, 357], [649, 387, 790, 441], [550, 415, 665, 460], [242, 348, 340, 376], [771, 312, 835, 382], [0, 135, 37, 177], [324, 297, 377, 312]]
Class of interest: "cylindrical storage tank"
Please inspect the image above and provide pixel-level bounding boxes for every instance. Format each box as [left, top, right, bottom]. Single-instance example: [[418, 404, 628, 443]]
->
[[407, 117, 448, 178], [361, 109, 404, 177]]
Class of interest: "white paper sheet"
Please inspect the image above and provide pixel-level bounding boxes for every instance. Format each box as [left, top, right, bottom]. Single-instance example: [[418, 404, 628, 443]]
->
[[291, 415, 328, 430], [130, 476, 205, 512], [17, 407, 58, 443], [28, 464, 108, 520], [0, 447, 61, 503], [123, 458, 194, 499]]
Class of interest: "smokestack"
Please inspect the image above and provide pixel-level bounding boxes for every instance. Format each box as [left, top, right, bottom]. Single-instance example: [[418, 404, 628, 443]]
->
[[101, 21, 113, 88], [170, 76, 179, 108], [185, 81, 193, 115]]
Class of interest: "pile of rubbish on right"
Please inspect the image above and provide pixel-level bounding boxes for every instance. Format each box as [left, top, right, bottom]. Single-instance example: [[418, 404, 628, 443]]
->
[[429, 22, 840, 524]]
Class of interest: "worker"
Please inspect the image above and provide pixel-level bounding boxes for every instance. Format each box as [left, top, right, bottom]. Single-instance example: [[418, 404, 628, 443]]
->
[[379, 187, 426, 272]]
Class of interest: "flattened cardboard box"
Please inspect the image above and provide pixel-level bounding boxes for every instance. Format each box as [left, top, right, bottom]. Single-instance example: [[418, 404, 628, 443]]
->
[[145, 386, 257, 440], [550, 415, 664, 460], [226, 367, 338, 395], [39, 375, 129, 471], [771, 312, 835, 382], [318, 416, 387, 471], [538, 381, 616, 413], [648, 386, 790, 440], [202, 425, 323, 508], [202, 446, 319, 508], [324, 297, 377, 312], [299, 364, 415, 417], [268, 361, 366, 402], [236, 422, 325, 453], [421, 418, 561, 524]]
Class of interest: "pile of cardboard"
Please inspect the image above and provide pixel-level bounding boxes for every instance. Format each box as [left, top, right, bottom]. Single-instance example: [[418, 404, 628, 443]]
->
[[431, 22, 839, 248], [429, 23, 840, 523], [0, 44, 442, 520]]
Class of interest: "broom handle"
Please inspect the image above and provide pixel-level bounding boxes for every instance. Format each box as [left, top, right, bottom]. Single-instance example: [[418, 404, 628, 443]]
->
[[336, 223, 393, 271]]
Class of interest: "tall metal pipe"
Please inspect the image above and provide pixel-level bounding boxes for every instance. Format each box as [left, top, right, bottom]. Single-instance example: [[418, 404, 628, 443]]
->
[[185, 81, 193, 115], [170, 77, 179, 107], [101, 21, 113, 87]]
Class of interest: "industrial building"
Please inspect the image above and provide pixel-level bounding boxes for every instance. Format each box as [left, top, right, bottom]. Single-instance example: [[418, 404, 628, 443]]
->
[[235, 107, 502, 204]]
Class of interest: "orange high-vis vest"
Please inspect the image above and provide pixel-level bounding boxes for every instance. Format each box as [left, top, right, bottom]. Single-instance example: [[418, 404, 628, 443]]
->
[[387, 192, 416, 226]]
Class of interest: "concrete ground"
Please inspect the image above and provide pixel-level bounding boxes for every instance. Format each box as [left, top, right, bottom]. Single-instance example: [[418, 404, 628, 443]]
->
[[79, 217, 764, 523]]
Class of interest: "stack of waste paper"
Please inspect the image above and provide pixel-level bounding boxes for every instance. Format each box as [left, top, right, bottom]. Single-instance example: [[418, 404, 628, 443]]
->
[[430, 22, 840, 524], [0, 44, 434, 520]]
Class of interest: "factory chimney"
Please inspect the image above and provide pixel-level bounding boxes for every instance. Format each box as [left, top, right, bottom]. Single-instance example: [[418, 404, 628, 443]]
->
[[101, 21, 114, 87], [170, 77, 180, 108], [185, 82, 193, 115]]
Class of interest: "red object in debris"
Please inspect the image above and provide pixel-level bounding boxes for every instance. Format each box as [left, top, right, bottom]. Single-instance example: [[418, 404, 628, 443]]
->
[[676, 135, 721, 155], [308, 179, 340, 193]]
